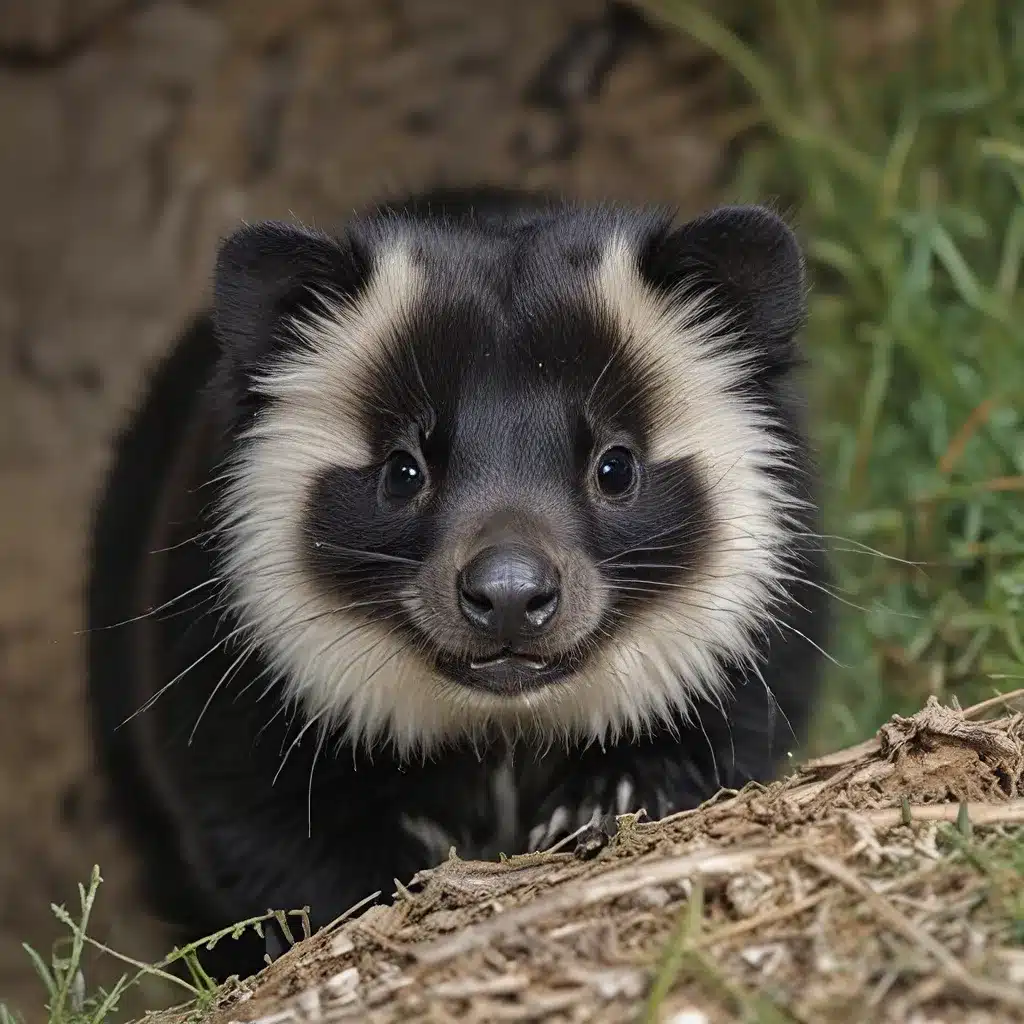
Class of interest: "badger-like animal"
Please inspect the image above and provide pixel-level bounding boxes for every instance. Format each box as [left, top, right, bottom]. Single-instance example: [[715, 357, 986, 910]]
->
[[86, 186, 830, 980]]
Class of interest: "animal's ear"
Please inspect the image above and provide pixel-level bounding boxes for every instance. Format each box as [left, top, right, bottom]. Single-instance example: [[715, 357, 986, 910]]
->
[[212, 220, 370, 396], [640, 205, 806, 351]]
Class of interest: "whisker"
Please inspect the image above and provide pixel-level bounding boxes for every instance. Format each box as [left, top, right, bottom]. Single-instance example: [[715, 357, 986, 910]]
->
[[788, 531, 931, 570], [189, 642, 255, 744], [147, 528, 216, 554], [254, 694, 288, 744], [79, 576, 224, 633], [119, 621, 252, 727], [273, 709, 327, 786], [775, 572, 922, 621], [307, 542, 423, 567], [307, 725, 328, 838]]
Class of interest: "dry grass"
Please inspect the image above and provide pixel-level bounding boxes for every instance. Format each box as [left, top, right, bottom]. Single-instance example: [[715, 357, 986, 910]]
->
[[119, 689, 1023, 1024]]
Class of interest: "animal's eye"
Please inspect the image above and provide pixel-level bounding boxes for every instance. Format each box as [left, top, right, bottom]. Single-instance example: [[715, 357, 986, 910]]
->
[[382, 450, 425, 500], [595, 447, 638, 499]]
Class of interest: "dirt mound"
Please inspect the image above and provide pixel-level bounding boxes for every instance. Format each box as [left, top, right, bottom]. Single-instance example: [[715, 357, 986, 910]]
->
[[139, 690, 1024, 1024]]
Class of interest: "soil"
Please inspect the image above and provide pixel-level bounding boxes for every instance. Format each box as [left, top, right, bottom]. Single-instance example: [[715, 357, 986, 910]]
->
[[0, 2, 735, 1020]]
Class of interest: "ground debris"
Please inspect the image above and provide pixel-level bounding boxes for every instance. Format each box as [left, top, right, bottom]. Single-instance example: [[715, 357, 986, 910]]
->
[[146, 691, 1024, 1024]]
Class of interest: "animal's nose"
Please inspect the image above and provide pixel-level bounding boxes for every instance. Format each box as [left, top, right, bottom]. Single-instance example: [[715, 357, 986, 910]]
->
[[458, 544, 560, 644]]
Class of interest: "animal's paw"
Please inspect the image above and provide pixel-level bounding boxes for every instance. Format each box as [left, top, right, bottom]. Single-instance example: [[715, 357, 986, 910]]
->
[[526, 776, 661, 853]]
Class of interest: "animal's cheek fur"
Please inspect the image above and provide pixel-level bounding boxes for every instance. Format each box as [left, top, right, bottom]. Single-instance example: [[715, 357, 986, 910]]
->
[[401, 549, 470, 657], [555, 555, 611, 650]]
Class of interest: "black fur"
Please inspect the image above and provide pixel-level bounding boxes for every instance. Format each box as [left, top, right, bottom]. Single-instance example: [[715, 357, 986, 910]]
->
[[86, 186, 829, 981]]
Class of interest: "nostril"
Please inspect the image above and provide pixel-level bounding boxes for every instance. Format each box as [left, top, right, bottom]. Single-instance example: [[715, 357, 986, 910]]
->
[[458, 578, 494, 624], [525, 589, 559, 629]]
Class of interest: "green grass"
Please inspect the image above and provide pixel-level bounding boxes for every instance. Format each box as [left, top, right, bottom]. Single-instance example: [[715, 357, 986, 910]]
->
[[651, 0, 1024, 753], [0, 867, 311, 1024], [944, 823, 1024, 947]]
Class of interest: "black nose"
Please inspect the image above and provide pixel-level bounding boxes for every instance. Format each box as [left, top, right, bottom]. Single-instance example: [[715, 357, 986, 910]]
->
[[458, 544, 560, 644]]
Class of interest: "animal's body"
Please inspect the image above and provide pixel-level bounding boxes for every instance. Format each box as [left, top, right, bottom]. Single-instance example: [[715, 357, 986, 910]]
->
[[86, 186, 830, 980]]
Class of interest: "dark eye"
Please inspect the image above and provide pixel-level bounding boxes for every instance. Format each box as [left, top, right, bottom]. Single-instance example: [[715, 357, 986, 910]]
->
[[383, 450, 425, 500], [595, 446, 638, 498]]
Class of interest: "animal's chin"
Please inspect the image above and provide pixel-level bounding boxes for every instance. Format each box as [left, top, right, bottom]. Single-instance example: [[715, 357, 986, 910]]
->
[[433, 645, 584, 696]]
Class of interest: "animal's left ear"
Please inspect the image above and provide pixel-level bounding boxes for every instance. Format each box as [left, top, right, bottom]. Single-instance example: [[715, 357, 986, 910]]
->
[[640, 205, 806, 351], [209, 220, 371, 422]]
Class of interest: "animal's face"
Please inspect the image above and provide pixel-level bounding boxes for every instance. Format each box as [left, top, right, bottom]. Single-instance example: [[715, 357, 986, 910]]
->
[[212, 196, 811, 753]]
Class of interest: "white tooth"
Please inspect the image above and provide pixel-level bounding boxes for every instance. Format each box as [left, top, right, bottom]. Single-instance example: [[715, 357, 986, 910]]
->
[[470, 654, 508, 669]]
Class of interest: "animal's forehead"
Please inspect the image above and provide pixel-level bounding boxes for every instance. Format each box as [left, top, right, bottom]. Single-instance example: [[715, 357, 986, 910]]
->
[[364, 220, 652, 379], [333, 207, 675, 450], [364, 202, 667, 288], [368, 278, 632, 440]]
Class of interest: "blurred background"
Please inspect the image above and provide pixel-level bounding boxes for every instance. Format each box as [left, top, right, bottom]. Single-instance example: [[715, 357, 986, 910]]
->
[[0, 0, 1021, 1019]]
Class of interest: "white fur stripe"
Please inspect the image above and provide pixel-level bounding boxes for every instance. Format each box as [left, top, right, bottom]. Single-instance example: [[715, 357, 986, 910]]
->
[[579, 236, 803, 732]]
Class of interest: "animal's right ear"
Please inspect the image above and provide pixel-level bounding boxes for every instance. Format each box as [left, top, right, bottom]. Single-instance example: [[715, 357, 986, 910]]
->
[[212, 221, 370, 397]]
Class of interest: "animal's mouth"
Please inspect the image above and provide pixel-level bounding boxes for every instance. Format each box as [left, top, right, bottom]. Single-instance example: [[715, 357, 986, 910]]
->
[[436, 646, 581, 695], [469, 650, 549, 671]]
